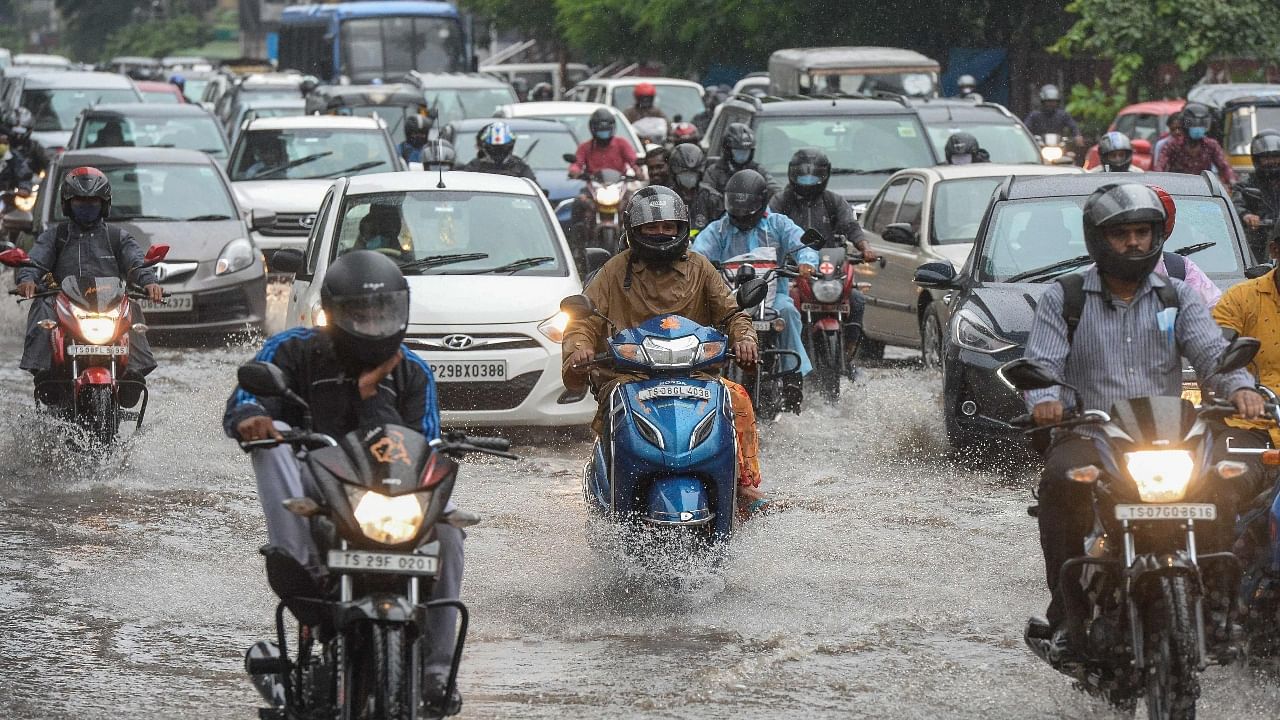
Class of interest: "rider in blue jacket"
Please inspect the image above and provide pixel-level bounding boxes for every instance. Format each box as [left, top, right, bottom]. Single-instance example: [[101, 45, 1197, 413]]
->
[[692, 169, 819, 411]]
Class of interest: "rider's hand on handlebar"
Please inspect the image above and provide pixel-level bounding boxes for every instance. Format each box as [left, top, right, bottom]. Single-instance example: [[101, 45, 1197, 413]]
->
[[1245, 213, 1263, 230], [16, 281, 36, 299], [236, 415, 283, 442], [144, 283, 164, 303], [358, 351, 402, 400], [798, 263, 815, 278], [1033, 400, 1064, 426], [1232, 387, 1266, 419], [858, 244, 879, 263], [733, 339, 758, 368], [566, 346, 594, 375]]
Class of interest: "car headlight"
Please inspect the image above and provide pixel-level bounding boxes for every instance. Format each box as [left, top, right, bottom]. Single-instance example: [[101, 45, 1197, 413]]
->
[[641, 335, 700, 368], [74, 307, 121, 345], [953, 308, 1015, 354], [216, 238, 255, 275], [537, 311, 570, 343], [1041, 145, 1064, 163], [346, 487, 426, 544], [1125, 450, 1194, 503], [813, 279, 843, 304]]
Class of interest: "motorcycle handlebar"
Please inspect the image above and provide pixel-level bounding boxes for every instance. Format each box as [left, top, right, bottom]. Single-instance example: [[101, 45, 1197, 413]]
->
[[434, 432, 518, 460], [238, 430, 337, 452]]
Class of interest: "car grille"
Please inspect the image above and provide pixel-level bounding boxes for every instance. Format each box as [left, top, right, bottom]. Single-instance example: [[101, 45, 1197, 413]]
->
[[145, 287, 253, 326], [257, 213, 313, 237], [405, 334, 541, 352], [436, 370, 542, 411]]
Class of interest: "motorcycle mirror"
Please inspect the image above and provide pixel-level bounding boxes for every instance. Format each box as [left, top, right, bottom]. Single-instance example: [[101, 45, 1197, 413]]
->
[[562, 153, 576, 164], [799, 227, 825, 249], [1212, 336, 1261, 375], [237, 361, 291, 398], [0, 246, 32, 267], [143, 244, 170, 265], [559, 294, 596, 319], [734, 263, 756, 282], [1242, 187, 1265, 203], [1244, 264, 1272, 280], [736, 277, 768, 310], [997, 358, 1066, 392]]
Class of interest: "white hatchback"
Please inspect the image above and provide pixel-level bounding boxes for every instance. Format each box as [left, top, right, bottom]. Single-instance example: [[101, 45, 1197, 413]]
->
[[279, 171, 594, 427]]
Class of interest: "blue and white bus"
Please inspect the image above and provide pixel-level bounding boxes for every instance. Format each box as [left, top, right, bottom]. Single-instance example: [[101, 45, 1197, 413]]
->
[[276, 2, 473, 84]]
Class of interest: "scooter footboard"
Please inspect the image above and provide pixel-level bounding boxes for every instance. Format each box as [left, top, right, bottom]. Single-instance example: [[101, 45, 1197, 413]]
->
[[644, 476, 713, 526]]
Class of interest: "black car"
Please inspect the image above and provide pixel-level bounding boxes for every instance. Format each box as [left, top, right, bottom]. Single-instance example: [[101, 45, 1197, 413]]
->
[[701, 94, 939, 204], [917, 171, 1257, 452], [908, 98, 1042, 165]]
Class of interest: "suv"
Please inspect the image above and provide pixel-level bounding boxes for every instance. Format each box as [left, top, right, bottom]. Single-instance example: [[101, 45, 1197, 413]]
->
[[566, 77, 705, 123], [909, 98, 1042, 165], [401, 71, 518, 124], [702, 94, 939, 205], [0, 71, 143, 152]]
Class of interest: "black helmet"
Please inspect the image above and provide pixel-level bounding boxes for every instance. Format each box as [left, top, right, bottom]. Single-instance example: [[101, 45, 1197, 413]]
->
[[478, 121, 516, 164], [1082, 183, 1169, 282], [61, 166, 112, 223], [669, 143, 705, 191], [724, 169, 769, 231], [623, 185, 690, 262], [1039, 84, 1061, 103], [530, 82, 554, 101], [1098, 131, 1134, 172], [1181, 102, 1213, 137], [1250, 130, 1280, 182], [722, 123, 755, 169], [787, 148, 830, 198], [422, 138, 455, 171], [588, 108, 615, 142], [320, 250, 410, 370], [404, 114, 432, 146], [944, 132, 980, 164], [6, 107, 32, 142]]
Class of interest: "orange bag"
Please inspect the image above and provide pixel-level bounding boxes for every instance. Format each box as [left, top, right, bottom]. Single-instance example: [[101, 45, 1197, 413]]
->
[[720, 378, 760, 488]]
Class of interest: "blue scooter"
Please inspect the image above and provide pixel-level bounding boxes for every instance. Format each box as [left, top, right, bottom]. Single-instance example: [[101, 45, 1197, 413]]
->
[[559, 280, 767, 544]]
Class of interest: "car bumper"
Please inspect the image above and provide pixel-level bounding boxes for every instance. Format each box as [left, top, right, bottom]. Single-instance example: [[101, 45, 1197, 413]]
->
[[945, 345, 1027, 437], [143, 264, 268, 333]]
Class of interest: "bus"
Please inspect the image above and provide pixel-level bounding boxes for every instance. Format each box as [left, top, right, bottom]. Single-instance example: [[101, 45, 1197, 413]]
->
[[276, 2, 474, 85]]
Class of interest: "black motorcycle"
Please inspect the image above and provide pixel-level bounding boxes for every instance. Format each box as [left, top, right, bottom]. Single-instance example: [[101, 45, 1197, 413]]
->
[[235, 361, 515, 720], [1001, 338, 1259, 719]]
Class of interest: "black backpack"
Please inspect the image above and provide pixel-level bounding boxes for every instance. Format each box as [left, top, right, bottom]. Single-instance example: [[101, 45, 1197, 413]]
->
[[1056, 251, 1184, 344]]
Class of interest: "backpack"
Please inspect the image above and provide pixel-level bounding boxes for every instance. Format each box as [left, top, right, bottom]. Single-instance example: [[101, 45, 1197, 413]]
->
[[1056, 252, 1184, 344]]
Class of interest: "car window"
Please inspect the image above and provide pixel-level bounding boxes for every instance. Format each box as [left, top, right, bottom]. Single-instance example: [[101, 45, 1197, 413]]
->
[[1130, 113, 1163, 143], [423, 87, 519, 125], [306, 187, 336, 275], [230, 128, 394, 181], [753, 114, 935, 177], [978, 196, 1242, 281], [1228, 106, 1280, 155], [332, 190, 567, 276], [1113, 114, 1137, 138], [22, 88, 141, 131], [869, 178, 910, 233], [54, 163, 235, 221], [451, 128, 576, 170], [931, 177, 1003, 245], [897, 179, 925, 234], [610, 85, 702, 122], [923, 123, 1041, 164], [77, 115, 228, 157]]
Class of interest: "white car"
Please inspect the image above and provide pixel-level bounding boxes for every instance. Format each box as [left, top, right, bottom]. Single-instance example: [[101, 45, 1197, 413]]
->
[[494, 101, 645, 154], [277, 171, 595, 427], [228, 115, 401, 264], [565, 77, 705, 124]]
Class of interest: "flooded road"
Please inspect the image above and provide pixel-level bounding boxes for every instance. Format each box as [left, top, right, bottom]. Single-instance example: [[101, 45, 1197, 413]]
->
[[2, 296, 1280, 718]]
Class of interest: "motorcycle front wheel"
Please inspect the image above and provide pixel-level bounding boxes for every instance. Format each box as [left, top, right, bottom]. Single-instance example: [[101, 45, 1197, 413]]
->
[[78, 385, 119, 445], [1142, 576, 1200, 720], [810, 329, 842, 404]]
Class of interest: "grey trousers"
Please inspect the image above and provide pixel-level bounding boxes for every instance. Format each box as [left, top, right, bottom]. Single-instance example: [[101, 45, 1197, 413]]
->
[[251, 424, 464, 677]]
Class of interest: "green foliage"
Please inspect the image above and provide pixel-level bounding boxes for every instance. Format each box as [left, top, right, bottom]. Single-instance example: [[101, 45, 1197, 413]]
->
[[103, 15, 213, 62], [55, 0, 137, 61], [1064, 80, 1131, 135]]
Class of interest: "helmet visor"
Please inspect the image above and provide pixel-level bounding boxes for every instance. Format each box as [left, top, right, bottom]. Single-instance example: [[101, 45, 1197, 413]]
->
[[328, 290, 409, 340]]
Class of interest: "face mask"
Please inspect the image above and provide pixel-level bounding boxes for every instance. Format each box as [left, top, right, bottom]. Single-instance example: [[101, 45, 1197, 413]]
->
[[675, 171, 699, 189], [593, 129, 612, 141], [950, 154, 973, 165], [1188, 127, 1207, 141], [70, 203, 101, 226], [730, 212, 758, 231], [795, 174, 821, 186], [0, 144, 9, 156], [731, 149, 751, 166]]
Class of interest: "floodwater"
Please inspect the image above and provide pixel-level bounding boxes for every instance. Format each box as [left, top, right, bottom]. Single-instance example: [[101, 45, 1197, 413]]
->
[[2, 287, 1279, 719]]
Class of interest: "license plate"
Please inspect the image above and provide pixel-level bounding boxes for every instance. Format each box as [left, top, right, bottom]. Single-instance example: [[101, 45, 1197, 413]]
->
[[752, 320, 772, 331], [1114, 503, 1217, 521], [636, 384, 712, 402], [429, 360, 507, 382], [137, 293, 192, 313], [327, 549, 438, 576], [801, 303, 849, 313], [67, 344, 127, 356]]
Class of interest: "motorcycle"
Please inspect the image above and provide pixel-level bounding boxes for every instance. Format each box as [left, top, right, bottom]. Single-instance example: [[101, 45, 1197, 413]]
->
[[1038, 132, 1077, 165], [1000, 337, 1260, 718], [234, 360, 515, 720], [556, 165, 636, 270], [630, 116, 669, 147], [0, 244, 168, 444], [1, 187, 35, 247], [557, 279, 768, 546]]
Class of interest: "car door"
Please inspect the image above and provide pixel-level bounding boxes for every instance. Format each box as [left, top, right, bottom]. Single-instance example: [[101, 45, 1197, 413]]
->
[[872, 175, 928, 344], [286, 182, 339, 328], [861, 176, 910, 341]]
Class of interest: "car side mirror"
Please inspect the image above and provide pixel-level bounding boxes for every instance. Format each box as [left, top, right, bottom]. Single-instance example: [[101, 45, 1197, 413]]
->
[[237, 361, 291, 397], [996, 358, 1062, 392], [562, 152, 576, 164], [882, 222, 917, 245], [1131, 138, 1152, 154], [585, 247, 610, 275], [914, 261, 957, 289], [560, 294, 596, 319], [1, 212, 33, 235], [251, 209, 278, 230], [271, 248, 304, 275], [736, 277, 768, 309], [1213, 336, 1261, 375]]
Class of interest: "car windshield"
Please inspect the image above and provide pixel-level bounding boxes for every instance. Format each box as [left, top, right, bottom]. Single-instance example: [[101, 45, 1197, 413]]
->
[[54, 163, 237, 222], [333, 190, 567, 275], [754, 115, 936, 177], [806, 71, 936, 97], [931, 177, 1004, 245], [1228, 105, 1280, 155], [522, 111, 638, 150], [924, 123, 1041, 164], [78, 115, 228, 157], [425, 87, 519, 125], [230, 128, 394, 181], [22, 88, 141, 131], [141, 89, 180, 105], [977, 196, 1241, 282], [610, 85, 703, 122], [329, 105, 422, 137], [239, 86, 301, 103], [181, 79, 210, 104], [452, 128, 577, 170]]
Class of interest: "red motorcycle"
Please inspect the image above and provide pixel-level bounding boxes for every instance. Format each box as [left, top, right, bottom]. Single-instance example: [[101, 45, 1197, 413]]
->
[[1, 244, 168, 443], [791, 242, 882, 403]]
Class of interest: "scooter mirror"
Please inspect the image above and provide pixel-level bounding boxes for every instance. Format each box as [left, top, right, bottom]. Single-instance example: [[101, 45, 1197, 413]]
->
[[736, 277, 768, 309], [237, 361, 291, 398], [1213, 336, 1261, 376], [143, 244, 170, 264], [0, 246, 32, 267], [562, 153, 577, 164], [559, 294, 596, 319], [997, 358, 1062, 392], [1241, 187, 1265, 203]]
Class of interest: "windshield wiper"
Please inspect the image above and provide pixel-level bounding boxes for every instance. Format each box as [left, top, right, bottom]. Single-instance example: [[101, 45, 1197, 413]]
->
[[455, 256, 555, 275], [114, 214, 179, 221], [311, 160, 387, 179], [1005, 254, 1093, 283], [187, 214, 234, 221], [243, 151, 333, 180], [830, 167, 904, 175], [1170, 242, 1215, 257], [397, 253, 489, 274]]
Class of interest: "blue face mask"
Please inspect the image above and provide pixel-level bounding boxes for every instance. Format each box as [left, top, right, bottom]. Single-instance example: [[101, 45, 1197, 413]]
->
[[1188, 126, 1207, 141], [731, 149, 751, 165], [70, 203, 101, 226], [795, 174, 821, 186], [593, 129, 612, 141]]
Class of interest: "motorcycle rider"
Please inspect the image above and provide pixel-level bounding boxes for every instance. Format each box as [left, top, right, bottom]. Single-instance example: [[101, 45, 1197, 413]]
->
[[7, 107, 49, 176], [691, 85, 729, 135], [624, 82, 667, 124], [0, 132, 35, 195], [1154, 102, 1236, 187], [397, 114, 434, 164], [1023, 182, 1264, 656], [529, 82, 554, 102], [1023, 84, 1085, 148], [955, 74, 982, 103], [421, 138, 456, 172], [644, 145, 671, 187], [223, 251, 464, 716], [702, 122, 779, 203], [943, 132, 990, 165], [1232, 131, 1280, 259], [1152, 111, 1181, 168], [568, 108, 641, 179], [1089, 131, 1142, 173], [666, 143, 717, 231], [15, 167, 162, 407], [561, 186, 770, 512], [693, 169, 819, 412], [459, 122, 537, 182]]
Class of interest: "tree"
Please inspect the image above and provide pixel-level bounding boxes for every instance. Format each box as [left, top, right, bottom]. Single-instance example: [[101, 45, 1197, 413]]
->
[[55, 0, 139, 61], [103, 15, 212, 60]]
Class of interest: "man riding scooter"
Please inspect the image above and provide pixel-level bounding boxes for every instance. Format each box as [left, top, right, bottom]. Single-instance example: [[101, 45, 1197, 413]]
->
[[693, 169, 819, 412], [666, 143, 717, 231], [702, 123, 779, 201], [1233, 131, 1280, 260], [459, 122, 537, 181], [624, 82, 667, 124], [1088, 131, 1142, 173], [397, 114, 434, 165], [1155, 102, 1236, 187]]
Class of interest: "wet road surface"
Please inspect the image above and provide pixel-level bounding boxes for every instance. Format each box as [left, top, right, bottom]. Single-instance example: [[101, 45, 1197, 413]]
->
[[2, 294, 1280, 718]]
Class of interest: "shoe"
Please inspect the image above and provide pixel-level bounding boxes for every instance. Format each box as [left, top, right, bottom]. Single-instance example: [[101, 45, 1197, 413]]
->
[[780, 376, 803, 414], [421, 674, 463, 717], [118, 371, 146, 408], [244, 641, 287, 707]]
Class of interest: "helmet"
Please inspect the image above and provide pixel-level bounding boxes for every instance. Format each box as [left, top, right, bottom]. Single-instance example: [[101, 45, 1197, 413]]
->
[[668, 143, 704, 191], [6, 107, 32, 142], [1250, 130, 1280, 181], [724, 169, 770, 231], [1097, 131, 1134, 172], [530, 82, 554, 101], [958, 74, 977, 90], [588, 108, 615, 141], [1039, 84, 1061, 102], [787, 148, 831, 199], [404, 114, 432, 146], [479, 121, 516, 164], [944, 132, 980, 164], [60, 166, 112, 223], [320, 250, 410, 370], [170, 74, 185, 90], [633, 82, 657, 108], [1082, 183, 1169, 282], [1181, 102, 1212, 140], [422, 138, 455, 171], [669, 121, 700, 145], [623, 185, 690, 262], [722, 122, 756, 168]]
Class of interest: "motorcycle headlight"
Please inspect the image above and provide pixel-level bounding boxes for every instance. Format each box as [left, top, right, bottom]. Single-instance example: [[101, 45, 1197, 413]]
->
[[641, 335, 700, 368], [346, 487, 427, 545], [311, 301, 327, 327], [595, 185, 622, 210], [1125, 450, 1194, 503], [537, 311, 570, 343], [216, 238, 255, 275], [953, 308, 1016, 354], [15, 192, 36, 212], [1041, 145, 1064, 163], [813, 279, 843, 304], [74, 307, 121, 345]]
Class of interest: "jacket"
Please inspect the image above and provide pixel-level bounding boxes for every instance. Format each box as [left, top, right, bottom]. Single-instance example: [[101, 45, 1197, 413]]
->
[[17, 220, 159, 288], [768, 187, 865, 247], [702, 157, 780, 197], [459, 155, 538, 182]]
